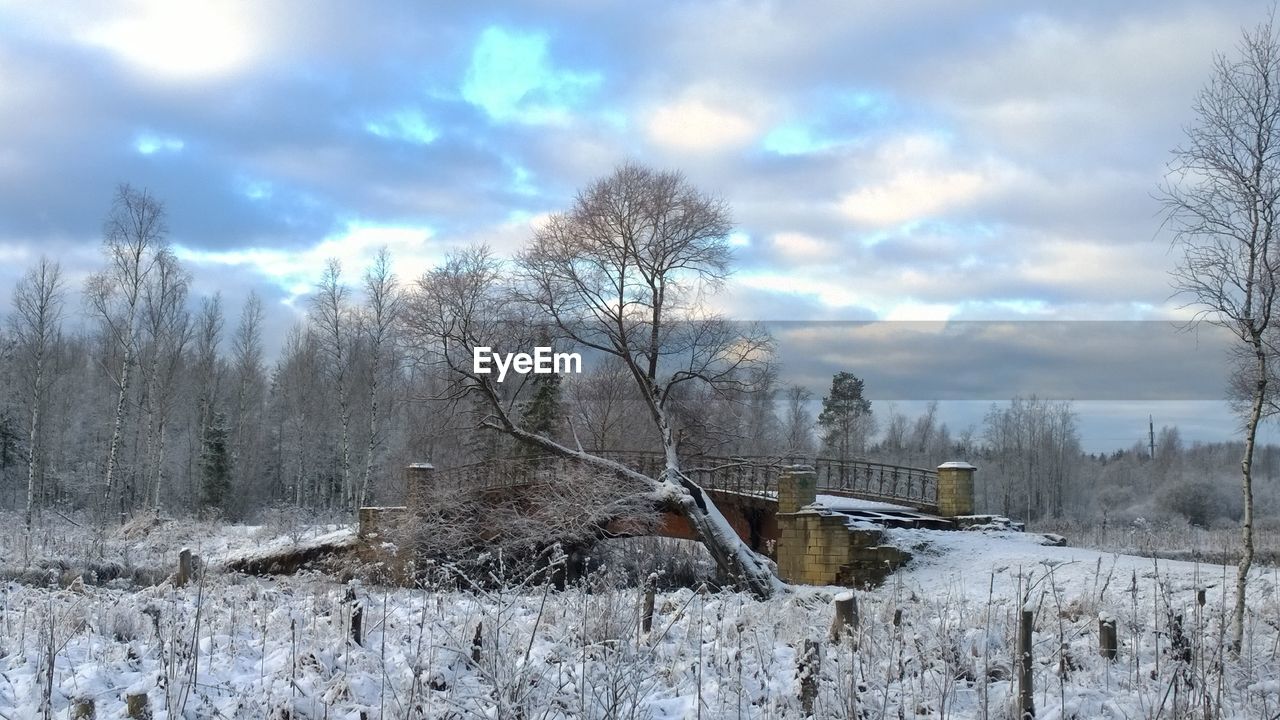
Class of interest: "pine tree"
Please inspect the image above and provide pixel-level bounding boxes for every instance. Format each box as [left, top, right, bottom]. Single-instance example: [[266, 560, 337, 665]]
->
[[522, 374, 562, 435], [518, 374, 562, 457], [817, 372, 872, 461], [199, 412, 232, 512]]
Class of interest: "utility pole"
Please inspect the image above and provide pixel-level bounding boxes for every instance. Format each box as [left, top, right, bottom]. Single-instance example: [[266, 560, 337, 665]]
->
[[1149, 415, 1155, 460]]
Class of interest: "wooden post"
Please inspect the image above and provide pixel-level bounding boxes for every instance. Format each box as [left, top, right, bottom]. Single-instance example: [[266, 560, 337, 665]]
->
[[640, 573, 657, 635], [71, 698, 95, 719], [1058, 642, 1077, 678], [126, 692, 151, 719], [176, 548, 192, 587], [1098, 612, 1118, 661], [471, 622, 483, 665], [346, 587, 363, 646], [1016, 607, 1035, 719], [829, 591, 858, 643], [799, 639, 819, 716], [1168, 613, 1190, 665]]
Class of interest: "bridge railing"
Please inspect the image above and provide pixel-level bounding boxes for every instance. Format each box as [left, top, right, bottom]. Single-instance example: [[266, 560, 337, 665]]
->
[[431, 450, 938, 510], [809, 457, 938, 507]]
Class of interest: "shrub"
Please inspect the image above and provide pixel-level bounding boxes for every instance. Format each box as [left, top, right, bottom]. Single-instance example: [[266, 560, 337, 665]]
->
[[1160, 479, 1241, 527]]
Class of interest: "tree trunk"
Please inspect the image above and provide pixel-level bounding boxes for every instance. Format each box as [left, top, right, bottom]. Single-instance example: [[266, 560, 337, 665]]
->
[[360, 346, 380, 509], [1233, 343, 1265, 654], [652, 386, 781, 599], [667, 467, 780, 599], [151, 419, 167, 510], [340, 399, 352, 511], [141, 354, 160, 510], [24, 361, 42, 531], [485, 412, 782, 599], [103, 349, 133, 510]]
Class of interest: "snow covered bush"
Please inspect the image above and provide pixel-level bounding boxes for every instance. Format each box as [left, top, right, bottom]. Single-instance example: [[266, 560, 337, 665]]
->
[[1160, 478, 1243, 527]]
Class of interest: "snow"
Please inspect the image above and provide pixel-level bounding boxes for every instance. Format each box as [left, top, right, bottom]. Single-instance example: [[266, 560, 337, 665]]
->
[[813, 494, 912, 512], [0, 518, 1278, 718], [886, 526, 1233, 600], [206, 527, 356, 568]]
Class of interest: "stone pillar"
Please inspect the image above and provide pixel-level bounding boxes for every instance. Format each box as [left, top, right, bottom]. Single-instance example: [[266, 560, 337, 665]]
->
[[776, 465, 816, 583], [404, 462, 435, 510], [777, 464, 816, 513], [936, 462, 976, 517]]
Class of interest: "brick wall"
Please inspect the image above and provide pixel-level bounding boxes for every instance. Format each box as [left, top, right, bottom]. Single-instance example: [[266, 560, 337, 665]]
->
[[775, 465, 911, 587]]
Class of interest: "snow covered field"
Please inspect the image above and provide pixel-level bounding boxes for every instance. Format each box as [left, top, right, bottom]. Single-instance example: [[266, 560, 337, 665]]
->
[[1, 519, 1279, 718]]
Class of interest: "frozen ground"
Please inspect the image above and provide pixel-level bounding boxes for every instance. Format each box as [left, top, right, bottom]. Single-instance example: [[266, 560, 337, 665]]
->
[[0, 518, 1278, 718], [0, 509, 348, 576]]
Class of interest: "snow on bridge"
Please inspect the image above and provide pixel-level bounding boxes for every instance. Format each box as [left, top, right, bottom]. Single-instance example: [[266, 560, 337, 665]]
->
[[429, 451, 945, 514], [362, 455, 982, 588]]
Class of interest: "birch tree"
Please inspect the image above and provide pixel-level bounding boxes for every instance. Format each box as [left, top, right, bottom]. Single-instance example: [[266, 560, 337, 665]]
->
[[311, 260, 353, 510], [781, 384, 814, 456], [86, 184, 167, 516], [1162, 16, 1280, 653], [359, 248, 400, 507], [139, 249, 190, 510], [12, 257, 64, 530], [189, 294, 224, 506], [231, 291, 266, 508]]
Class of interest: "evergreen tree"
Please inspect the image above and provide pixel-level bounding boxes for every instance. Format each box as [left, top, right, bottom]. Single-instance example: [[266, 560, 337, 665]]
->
[[0, 411, 21, 473], [519, 373, 562, 455], [200, 412, 232, 512], [817, 372, 872, 461], [522, 374, 561, 436]]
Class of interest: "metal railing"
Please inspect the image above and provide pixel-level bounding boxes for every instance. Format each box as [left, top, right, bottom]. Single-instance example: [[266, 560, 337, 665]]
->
[[430, 450, 938, 511]]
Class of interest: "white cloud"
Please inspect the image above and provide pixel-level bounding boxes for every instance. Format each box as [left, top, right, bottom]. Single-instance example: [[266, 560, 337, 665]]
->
[[837, 134, 1021, 227], [175, 220, 436, 304], [75, 1, 264, 81], [922, 10, 1238, 155], [645, 96, 763, 153], [840, 168, 989, 227], [771, 231, 834, 263]]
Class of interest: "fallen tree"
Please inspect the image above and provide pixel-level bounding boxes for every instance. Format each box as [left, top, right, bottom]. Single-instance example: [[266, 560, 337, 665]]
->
[[404, 164, 783, 599]]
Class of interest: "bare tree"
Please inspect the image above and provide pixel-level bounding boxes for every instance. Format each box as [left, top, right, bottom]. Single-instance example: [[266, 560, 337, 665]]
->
[[230, 291, 266, 512], [781, 384, 814, 456], [86, 184, 167, 515], [139, 249, 191, 510], [1162, 16, 1280, 653], [12, 258, 64, 530], [565, 355, 646, 451], [401, 463, 657, 569], [408, 165, 781, 598], [275, 324, 323, 506], [359, 247, 401, 507], [189, 294, 224, 506], [311, 260, 354, 511]]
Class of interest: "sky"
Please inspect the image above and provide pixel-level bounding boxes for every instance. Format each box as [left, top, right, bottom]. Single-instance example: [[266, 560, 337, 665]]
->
[[0, 0, 1274, 451]]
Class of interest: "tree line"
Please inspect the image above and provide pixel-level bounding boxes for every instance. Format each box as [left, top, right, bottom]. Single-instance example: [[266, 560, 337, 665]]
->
[[0, 185, 1253, 534]]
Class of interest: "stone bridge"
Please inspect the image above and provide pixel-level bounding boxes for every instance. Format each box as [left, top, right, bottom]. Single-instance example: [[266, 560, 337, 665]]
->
[[362, 452, 978, 587]]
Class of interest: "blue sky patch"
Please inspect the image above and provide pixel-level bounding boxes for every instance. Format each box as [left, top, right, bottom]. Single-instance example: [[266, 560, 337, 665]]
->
[[461, 26, 602, 124]]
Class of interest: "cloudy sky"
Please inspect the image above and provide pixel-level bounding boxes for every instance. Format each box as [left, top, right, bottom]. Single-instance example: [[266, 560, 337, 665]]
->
[[0, 0, 1273, 450]]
